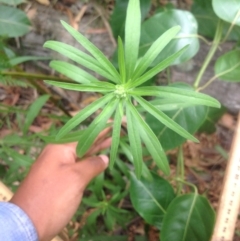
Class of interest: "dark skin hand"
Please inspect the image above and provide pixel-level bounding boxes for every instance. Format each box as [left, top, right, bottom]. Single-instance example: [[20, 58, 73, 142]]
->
[[10, 132, 111, 241]]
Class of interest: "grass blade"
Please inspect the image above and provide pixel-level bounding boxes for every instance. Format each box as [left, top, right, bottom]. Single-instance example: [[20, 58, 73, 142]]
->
[[134, 96, 199, 142], [126, 102, 143, 178], [50, 61, 98, 84], [129, 86, 221, 108], [61, 21, 121, 83], [127, 100, 170, 175], [77, 98, 118, 157], [128, 46, 188, 87], [125, 0, 141, 79], [118, 36, 126, 83], [57, 93, 114, 139], [110, 100, 123, 169], [132, 26, 181, 80], [44, 41, 116, 82], [45, 80, 115, 93]]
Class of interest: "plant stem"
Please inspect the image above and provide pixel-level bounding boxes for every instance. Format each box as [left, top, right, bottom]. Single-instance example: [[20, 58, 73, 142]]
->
[[176, 146, 184, 196], [193, 20, 223, 89], [1, 71, 71, 82]]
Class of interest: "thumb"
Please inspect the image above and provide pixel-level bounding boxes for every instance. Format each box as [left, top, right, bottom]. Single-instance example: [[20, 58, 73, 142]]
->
[[74, 155, 109, 188]]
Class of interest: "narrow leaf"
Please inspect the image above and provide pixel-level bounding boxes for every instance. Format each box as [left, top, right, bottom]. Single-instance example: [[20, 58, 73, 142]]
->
[[61, 21, 121, 83], [129, 86, 221, 108], [125, 0, 141, 79], [118, 36, 126, 83], [110, 100, 123, 168], [44, 41, 116, 82], [134, 96, 199, 142], [23, 95, 50, 135], [57, 93, 114, 139], [129, 46, 188, 87], [127, 101, 170, 175], [77, 99, 118, 157], [50, 60, 98, 84], [132, 26, 181, 79], [9, 56, 50, 66], [45, 80, 115, 93], [126, 103, 143, 178]]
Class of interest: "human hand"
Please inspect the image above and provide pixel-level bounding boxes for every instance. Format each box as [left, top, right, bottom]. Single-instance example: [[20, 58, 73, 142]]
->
[[10, 136, 110, 241]]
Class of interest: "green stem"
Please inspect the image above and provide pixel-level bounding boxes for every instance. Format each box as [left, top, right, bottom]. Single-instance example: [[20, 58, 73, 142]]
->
[[175, 178, 198, 195], [176, 146, 184, 196], [193, 20, 223, 89], [1, 71, 71, 82]]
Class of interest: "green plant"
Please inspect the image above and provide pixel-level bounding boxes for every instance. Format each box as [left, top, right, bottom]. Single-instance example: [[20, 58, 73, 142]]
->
[[43, 0, 219, 178]]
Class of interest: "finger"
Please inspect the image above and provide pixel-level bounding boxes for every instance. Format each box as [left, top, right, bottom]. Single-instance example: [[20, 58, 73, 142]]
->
[[94, 125, 112, 145], [74, 155, 109, 188], [87, 137, 112, 156]]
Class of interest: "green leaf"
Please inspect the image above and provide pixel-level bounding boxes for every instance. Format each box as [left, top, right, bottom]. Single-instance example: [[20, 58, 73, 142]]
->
[[214, 50, 240, 82], [130, 172, 175, 229], [134, 96, 198, 142], [110, 101, 123, 169], [139, 9, 199, 66], [129, 86, 221, 108], [44, 41, 116, 82], [117, 36, 126, 83], [77, 99, 118, 157], [61, 21, 121, 83], [161, 194, 215, 241], [50, 61, 98, 84], [127, 101, 170, 175], [198, 106, 226, 134], [0, 6, 31, 37], [124, 0, 141, 79], [129, 46, 188, 87], [132, 26, 181, 80], [213, 0, 240, 26], [110, 0, 151, 39], [146, 105, 207, 150], [9, 56, 50, 66], [23, 95, 50, 135], [126, 102, 143, 178], [57, 94, 114, 139], [0, 0, 25, 5], [45, 80, 115, 93]]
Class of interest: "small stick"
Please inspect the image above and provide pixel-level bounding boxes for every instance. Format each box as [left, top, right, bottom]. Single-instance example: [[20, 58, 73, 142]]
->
[[0, 181, 63, 241], [211, 112, 240, 241]]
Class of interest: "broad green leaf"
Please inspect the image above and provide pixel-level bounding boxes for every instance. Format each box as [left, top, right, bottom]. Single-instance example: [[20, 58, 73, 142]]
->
[[57, 94, 114, 139], [9, 56, 50, 66], [77, 99, 118, 157], [110, 0, 151, 39], [132, 26, 181, 80], [161, 194, 215, 241], [128, 101, 170, 175], [213, 0, 240, 26], [0, 0, 25, 5], [126, 103, 143, 178], [134, 96, 198, 142], [45, 80, 115, 93], [0, 6, 31, 37], [130, 86, 221, 108], [191, 0, 240, 40], [198, 106, 226, 134], [117, 37, 126, 83], [129, 46, 187, 87], [125, 0, 141, 79], [214, 50, 240, 82], [130, 172, 175, 229], [146, 105, 207, 150], [44, 41, 116, 82], [50, 61, 98, 84], [61, 21, 121, 83], [23, 95, 50, 135], [139, 9, 199, 65], [110, 101, 123, 168]]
